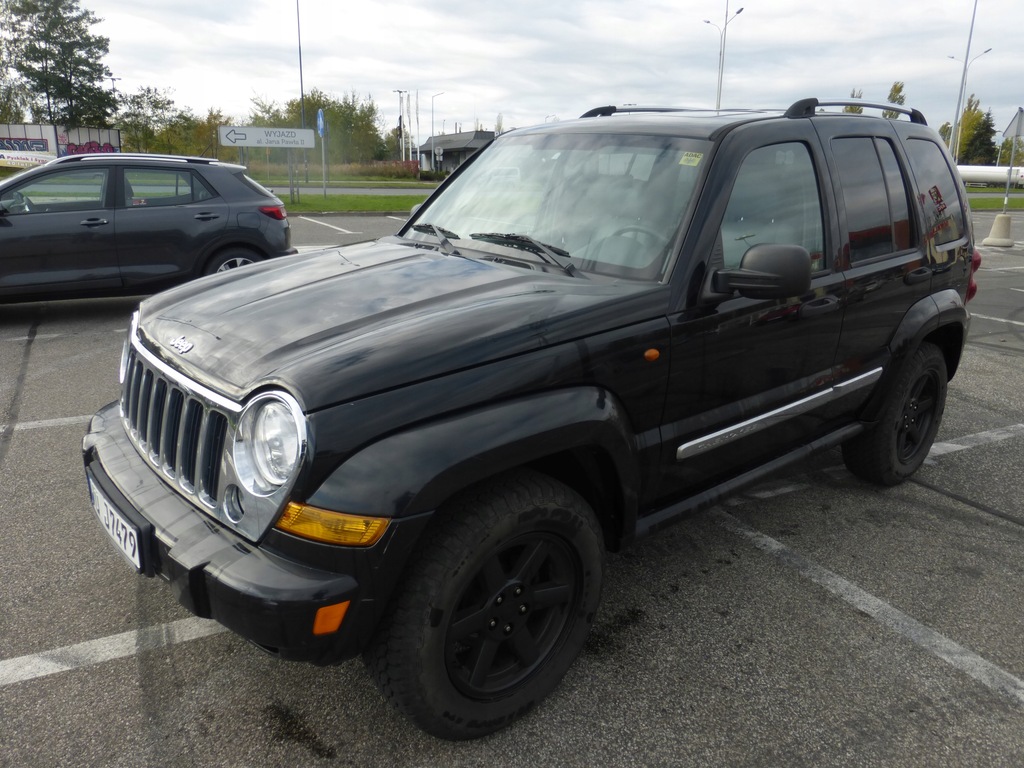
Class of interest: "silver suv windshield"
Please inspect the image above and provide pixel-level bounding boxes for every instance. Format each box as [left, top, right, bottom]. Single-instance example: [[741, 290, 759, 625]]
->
[[407, 131, 711, 280]]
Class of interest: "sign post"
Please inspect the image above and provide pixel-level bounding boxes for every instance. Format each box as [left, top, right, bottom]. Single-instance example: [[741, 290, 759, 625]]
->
[[317, 108, 326, 199]]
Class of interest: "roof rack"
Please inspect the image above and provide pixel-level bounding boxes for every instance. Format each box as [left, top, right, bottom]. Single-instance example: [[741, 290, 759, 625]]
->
[[580, 99, 928, 125], [785, 98, 927, 124], [53, 153, 221, 164], [580, 105, 770, 119]]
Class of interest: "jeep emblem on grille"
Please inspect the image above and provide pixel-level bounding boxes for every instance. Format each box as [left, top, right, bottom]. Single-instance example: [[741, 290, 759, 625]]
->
[[169, 335, 194, 354]]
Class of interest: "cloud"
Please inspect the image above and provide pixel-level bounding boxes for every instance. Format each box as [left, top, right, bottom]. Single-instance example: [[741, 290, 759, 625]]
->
[[88, 0, 1023, 140]]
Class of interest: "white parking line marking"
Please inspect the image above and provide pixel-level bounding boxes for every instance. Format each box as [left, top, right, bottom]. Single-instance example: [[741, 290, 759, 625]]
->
[[971, 314, 1024, 328], [299, 216, 358, 234], [716, 511, 1024, 707], [2, 415, 94, 432], [929, 424, 1024, 456], [0, 618, 227, 687], [1, 329, 127, 343]]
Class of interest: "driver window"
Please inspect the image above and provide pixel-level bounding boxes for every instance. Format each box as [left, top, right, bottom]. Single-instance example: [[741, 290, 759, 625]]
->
[[1, 168, 108, 214], [720, 143, 824, 271]]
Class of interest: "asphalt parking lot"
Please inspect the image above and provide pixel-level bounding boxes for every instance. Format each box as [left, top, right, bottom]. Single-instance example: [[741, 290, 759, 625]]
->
[[2, 211, 1024, 767]]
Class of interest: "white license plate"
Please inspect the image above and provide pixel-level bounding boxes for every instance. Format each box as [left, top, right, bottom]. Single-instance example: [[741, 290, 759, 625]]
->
[[89, 477, 143, 571]]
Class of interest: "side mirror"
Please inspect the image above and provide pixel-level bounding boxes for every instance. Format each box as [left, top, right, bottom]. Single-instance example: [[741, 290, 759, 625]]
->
[[712, 243, 812, 300]]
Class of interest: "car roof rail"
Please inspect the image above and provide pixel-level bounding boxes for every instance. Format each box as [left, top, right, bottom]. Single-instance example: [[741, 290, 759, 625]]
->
[[785, 97, 927, 124], [53, 153, 221, 164], [580, 105, 780, 119]]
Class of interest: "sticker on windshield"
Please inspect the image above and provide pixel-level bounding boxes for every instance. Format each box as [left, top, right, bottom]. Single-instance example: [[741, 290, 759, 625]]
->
[[679, 152, 703, 166]]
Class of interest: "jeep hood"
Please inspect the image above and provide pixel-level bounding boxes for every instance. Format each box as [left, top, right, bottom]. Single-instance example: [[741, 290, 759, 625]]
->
[[137, 239, 663, 409]]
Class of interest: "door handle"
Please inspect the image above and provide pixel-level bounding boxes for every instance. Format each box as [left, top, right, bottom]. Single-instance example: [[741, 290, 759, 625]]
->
[[194, 213, 220, 221], [80, 218, 109, 227], [799, 295, 841, 318], [904, 266, 932, 285]]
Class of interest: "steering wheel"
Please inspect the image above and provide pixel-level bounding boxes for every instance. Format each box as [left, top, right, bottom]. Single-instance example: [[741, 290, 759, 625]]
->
[[607, 225, 669, 246], [9, 191, 32, 213]]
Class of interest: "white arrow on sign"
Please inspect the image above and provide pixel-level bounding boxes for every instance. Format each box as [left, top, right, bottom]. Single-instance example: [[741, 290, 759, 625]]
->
[[223, 128, 247, 144]]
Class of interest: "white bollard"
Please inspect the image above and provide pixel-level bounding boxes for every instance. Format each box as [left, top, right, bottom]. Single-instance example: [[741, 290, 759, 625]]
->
[[982, 213, 1015, 247]]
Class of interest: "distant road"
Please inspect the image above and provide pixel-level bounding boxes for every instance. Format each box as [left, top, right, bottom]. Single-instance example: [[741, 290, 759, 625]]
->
[[268, 184, 433, 197]]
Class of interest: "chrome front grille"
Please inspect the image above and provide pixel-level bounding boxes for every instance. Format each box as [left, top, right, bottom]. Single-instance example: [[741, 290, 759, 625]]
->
[[121, 346, 233, 510]]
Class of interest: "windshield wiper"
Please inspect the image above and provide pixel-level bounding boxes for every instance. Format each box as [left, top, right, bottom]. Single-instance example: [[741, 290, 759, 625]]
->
[[411, 223, 461, 256], [469, 232, 582, 278]]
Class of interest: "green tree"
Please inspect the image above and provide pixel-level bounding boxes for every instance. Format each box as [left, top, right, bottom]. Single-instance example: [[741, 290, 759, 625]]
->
[[6, 0, 115, 127], [953, 94, 985, 162], [117, 86, 174, 152], [844, 88, 863, 114], [959, 108, 997, 165], [0, 0, 31, 122], [997, 135, 1024, 167], [883, 81, 906, 119]]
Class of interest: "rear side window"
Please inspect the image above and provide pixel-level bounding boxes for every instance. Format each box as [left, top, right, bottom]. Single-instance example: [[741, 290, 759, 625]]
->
[[904, 138, 965, 248], [123, 168, 214, 207], [831, 137, 915, 262], [239, 173, 279, 199]]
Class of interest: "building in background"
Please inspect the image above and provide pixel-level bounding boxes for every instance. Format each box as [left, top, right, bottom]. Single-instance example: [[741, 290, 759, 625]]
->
[[0, 124, 121, 169]]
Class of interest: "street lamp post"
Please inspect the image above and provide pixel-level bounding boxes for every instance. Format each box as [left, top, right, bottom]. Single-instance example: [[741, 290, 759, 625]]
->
[[704, 3, 743, 112], [948, 46, 992, 162], [296, 0, 308, 182], [431, 92, 444, 173], [393, 89, 407, 161], [948, 0, 979, 164]]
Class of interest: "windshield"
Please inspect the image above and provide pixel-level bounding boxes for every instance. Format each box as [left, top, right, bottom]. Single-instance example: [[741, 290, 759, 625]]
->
[[406, 131, 710, 280]]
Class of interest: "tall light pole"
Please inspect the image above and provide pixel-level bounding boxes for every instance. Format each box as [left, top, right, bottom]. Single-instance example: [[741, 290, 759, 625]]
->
[[948, 46, 992, 162], [296, 0, 308, 182], [431, 92, 444, 173], [948, 0, 979, 164], [393, 89, 407, 161], [704, 3, 743, 112]]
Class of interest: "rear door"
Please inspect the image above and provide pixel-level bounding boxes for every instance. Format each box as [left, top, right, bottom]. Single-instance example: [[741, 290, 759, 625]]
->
[[114, 165, 228, 289], [0, 165, 118, 298], [814, 121, 939, 389]]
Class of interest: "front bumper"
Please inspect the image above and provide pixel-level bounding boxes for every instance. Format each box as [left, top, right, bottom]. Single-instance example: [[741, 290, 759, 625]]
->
[[83, 402, 413, 664]]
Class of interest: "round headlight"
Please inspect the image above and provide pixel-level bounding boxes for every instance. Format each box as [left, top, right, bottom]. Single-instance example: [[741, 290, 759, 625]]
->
[[251, 400, 300, 486], [233, 393, 305, 495]]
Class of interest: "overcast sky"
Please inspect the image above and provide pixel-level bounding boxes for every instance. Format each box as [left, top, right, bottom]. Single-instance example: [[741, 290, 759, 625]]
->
[[87, 0, 1022, 146]]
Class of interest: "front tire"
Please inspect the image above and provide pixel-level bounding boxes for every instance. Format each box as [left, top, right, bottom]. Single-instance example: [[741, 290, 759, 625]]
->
[[364, 469, 604, 740], [842, 342, 948, 486]]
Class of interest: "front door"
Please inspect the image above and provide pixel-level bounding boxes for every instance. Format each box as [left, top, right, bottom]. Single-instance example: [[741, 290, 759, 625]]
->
[[656, 126, 846, 504], [0, 166, 117, 298]]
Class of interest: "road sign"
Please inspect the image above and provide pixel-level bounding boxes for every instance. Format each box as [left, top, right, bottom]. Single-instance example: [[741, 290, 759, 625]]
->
[[316, 109, 325, 138], [218, 125, 316, 149]]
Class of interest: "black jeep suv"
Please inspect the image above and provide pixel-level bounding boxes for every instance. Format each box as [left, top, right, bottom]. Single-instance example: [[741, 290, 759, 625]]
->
[[83, 98, 981, 739], [0, 153, 295, 302]]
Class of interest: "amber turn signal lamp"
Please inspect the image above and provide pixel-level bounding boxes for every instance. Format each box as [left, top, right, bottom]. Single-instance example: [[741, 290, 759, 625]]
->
[[644, 348, 661, 362], [276, 503, 389, 546], [313, 601, 350, 636]]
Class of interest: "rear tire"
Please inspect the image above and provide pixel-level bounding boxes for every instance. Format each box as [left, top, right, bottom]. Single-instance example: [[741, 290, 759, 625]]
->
[[364, 469, 604, 740], [204, 248, 260, 275], [842, 342, 947, 486]]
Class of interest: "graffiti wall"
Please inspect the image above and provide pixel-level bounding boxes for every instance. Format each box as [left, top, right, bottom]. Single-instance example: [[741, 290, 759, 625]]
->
[[0, 124, 122, 169]]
